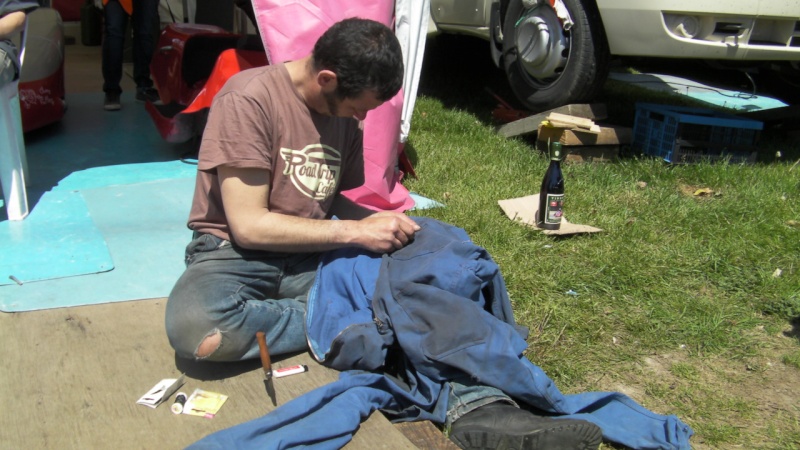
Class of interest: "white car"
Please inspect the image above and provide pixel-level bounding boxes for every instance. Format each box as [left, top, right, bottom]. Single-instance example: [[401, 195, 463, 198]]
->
[[428, 0, 800, 111]]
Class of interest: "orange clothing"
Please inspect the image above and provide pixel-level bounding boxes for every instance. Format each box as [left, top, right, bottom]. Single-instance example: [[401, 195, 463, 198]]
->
[[102, 0, 132, 15]]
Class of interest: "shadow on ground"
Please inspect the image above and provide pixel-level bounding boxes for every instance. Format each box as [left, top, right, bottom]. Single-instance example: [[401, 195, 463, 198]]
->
[[417, 34, 519, 125], [175, 351, 308, 381]]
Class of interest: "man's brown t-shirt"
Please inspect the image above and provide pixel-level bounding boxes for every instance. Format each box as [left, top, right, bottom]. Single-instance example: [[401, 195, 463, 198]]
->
[[188, 64, 365, 243]]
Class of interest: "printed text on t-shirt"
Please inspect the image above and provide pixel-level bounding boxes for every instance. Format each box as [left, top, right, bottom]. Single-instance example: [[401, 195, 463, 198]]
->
[[280, 144, 342, 200]]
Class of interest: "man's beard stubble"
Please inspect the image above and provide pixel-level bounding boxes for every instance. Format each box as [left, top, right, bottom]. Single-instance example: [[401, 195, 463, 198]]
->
[[322, 89, 340, 116]]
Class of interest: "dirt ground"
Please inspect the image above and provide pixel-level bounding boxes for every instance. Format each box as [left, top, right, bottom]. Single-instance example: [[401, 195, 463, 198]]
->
[[602, 322, 800, 449]]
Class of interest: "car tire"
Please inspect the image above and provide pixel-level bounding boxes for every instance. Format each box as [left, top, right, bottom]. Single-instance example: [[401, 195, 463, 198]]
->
[[502, 0, 610, 112]]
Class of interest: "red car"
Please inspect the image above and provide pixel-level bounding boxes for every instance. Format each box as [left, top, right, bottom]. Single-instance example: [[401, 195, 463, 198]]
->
[[145, 22, 267, 143]]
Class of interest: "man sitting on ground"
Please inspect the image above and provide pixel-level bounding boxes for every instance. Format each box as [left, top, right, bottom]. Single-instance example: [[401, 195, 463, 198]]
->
[[164, 17, 601, 450]]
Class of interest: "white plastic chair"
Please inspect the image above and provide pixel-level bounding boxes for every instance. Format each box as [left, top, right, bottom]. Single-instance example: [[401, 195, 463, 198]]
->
[[0, 15, 29, 221]]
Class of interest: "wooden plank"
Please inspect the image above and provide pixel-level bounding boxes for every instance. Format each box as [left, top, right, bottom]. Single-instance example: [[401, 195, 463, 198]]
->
[[395, 421, 461, 450], [546, 112, 597, 130], [0, 299, 417, 450], [496, 103, 608, 138]]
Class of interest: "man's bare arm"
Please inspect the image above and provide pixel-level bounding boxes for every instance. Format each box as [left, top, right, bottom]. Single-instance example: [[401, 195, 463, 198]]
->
[[219, 165, 419, 253], [0, 11, 26, 40]]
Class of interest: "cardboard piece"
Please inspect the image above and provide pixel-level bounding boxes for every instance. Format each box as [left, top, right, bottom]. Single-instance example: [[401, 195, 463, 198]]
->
[[498, 195, 603, 235], [562, 146, 619, 163], [537, 123, 632, 146]]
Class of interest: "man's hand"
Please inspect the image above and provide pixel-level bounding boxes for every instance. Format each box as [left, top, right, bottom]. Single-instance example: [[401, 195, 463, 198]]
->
[[218, 166, 420, 253], [354, 211, 420, 253]]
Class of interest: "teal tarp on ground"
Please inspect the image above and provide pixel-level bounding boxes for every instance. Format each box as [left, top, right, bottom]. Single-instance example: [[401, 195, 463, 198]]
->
[[0, 91, 198, 311], [0, 173, 195, 312], [0, 189, 114, 287]]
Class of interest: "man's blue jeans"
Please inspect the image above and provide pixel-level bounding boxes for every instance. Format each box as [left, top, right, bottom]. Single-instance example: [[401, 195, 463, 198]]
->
[[101, 0, 159, 93], [165, 233, 510, 418], [165, 233, 317, 361], [446, 377, 514, 426]]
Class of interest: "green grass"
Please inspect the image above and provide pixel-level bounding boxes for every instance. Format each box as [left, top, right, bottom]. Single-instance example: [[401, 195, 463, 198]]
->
[[404, 35, 800, 449]]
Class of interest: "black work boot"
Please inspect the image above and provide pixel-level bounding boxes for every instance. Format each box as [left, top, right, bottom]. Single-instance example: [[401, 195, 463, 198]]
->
[[449, 402, 602, 450]]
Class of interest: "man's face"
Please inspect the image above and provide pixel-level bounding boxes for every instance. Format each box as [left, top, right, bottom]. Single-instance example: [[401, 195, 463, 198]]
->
[[323, 88, 384, 121]]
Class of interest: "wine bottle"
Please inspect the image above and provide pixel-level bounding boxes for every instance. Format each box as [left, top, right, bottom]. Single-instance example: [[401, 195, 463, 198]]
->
[[537, 141, 565, 230]]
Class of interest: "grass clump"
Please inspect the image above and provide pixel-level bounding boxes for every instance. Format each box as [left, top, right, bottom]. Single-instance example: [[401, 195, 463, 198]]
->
[[402, 83, 800, 448]]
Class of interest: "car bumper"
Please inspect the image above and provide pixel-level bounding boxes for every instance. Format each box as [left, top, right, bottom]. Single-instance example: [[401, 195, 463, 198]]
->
[[597, 0, 800, 61]]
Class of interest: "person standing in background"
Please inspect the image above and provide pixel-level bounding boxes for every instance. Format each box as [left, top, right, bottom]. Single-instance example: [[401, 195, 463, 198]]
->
[[101, 0, 159, 111]]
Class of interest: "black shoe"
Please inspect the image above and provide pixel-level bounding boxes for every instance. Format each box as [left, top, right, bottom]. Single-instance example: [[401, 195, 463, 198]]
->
[[135, 87, 160, 103], [103, 91, 121, 111], [449, 402, 602, 450]]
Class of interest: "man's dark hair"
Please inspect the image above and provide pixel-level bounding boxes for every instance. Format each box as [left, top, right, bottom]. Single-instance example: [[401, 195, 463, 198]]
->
[[313, 18, 404, 102]]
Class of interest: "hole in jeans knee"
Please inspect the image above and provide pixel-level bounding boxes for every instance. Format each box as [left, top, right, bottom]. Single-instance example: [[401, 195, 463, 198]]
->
[[195, 330, 221, 359]]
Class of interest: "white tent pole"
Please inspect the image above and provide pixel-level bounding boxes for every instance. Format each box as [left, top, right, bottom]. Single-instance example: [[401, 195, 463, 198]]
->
[[394, 0, 429, 144]]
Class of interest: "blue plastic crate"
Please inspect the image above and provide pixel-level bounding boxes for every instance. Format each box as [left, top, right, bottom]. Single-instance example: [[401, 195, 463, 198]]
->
[[632, 103, 763, 164]]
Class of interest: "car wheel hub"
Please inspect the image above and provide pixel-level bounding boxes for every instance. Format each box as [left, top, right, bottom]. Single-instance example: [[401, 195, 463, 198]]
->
[[514, 7, 568, 81]]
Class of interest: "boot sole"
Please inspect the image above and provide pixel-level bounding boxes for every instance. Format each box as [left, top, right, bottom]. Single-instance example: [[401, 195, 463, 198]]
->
[[450, 420, 603, 450]]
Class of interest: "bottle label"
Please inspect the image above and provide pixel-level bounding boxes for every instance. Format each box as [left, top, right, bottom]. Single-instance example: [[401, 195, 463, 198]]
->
[[544, 194, 564, 224]]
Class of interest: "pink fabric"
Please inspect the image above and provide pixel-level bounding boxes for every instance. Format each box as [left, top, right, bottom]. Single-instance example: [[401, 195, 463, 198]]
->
[[251, 0, 414, 211]]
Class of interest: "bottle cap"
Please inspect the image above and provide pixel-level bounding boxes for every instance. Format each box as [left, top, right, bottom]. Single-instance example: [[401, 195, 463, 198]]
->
[[550, 141, 562, 160], [171, 392, 187, 415]]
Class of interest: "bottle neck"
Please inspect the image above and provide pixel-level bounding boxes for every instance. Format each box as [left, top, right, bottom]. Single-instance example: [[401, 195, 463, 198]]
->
[[549, 143, 562, 161]]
